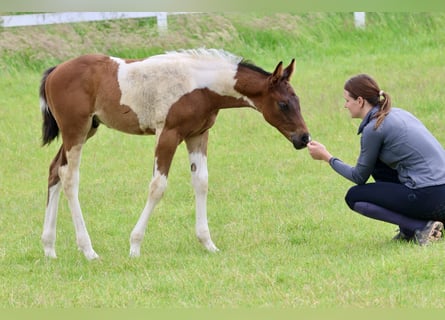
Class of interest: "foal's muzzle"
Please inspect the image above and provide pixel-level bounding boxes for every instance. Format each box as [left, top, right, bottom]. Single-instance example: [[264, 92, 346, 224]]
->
[[292, 133, 311, 150]]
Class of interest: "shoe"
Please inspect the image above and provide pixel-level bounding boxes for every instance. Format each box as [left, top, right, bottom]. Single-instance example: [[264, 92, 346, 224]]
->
[[392, 229, 414, 242], [414, 221, 444, 246]]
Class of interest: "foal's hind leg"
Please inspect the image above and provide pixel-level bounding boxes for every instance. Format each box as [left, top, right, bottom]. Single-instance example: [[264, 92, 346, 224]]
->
[[186, 132, 219, 252], [41, 147, 65, 258], [58, 143, 99, 260], [42, 120, 99, 260]]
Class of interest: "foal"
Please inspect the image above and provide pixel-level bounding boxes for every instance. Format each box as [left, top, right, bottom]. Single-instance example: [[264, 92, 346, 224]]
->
[[40, 49, 310, 260]]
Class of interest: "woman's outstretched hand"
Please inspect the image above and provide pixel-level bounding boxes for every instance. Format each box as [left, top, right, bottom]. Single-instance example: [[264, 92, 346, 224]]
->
[[307, 140, 333, 162]]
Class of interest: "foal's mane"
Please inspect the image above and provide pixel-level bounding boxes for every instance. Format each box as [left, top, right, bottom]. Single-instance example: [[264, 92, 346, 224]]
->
[[239, 59, 271, 76], [163, 48, 270, 76], [164, 48, 242, 64], [161, 48, 271, 76]]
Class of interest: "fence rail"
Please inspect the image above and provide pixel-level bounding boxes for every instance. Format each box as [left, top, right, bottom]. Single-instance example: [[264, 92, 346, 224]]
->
[[0, 12, 366, 30], [0, 12, 171, 31]]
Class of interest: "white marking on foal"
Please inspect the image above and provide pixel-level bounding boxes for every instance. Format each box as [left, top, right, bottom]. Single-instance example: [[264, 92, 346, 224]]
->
[[41, 182, 62, 258], [129, 158, 168, 257], [189, 151, 219, 252], [40, 97, 49, 113], [111, 49, 245, 131]]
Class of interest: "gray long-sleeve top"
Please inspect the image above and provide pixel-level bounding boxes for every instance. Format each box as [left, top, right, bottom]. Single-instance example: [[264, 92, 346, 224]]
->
[[329, 106, 445, 189]]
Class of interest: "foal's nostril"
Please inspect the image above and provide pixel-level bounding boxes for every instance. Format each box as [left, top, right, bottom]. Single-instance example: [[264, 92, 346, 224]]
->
[[301, 133, 311, 145], [291, 133, 310, 149]]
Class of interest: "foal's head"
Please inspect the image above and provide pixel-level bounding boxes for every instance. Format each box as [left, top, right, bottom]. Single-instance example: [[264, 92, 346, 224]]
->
[[238, 59, 311, 149], [255, 59, 310, 150]]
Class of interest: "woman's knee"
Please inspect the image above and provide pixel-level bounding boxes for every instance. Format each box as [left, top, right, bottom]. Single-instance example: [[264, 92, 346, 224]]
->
[[345, 186, 358, 210]]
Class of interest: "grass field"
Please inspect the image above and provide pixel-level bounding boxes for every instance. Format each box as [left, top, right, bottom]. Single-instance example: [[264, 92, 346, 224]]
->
[[1, 13, 445, 308]]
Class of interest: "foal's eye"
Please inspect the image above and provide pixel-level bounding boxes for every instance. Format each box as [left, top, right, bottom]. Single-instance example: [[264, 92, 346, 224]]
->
[[278, 101, 289, 111]]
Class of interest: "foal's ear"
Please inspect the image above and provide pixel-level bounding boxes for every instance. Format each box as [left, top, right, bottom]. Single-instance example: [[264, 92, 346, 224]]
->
[[282, 59, 295, 81], [271, 61, 284, 84]]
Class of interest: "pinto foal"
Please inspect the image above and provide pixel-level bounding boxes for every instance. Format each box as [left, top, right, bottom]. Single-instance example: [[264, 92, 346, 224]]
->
[[40, 49, 310, 260]]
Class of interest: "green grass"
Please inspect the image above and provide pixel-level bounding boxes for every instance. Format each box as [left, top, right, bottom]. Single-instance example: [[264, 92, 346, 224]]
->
[[1, 13, 445, 308]]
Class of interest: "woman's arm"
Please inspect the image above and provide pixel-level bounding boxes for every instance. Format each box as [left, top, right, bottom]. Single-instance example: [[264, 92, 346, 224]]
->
[[307, 131, 382, 185]]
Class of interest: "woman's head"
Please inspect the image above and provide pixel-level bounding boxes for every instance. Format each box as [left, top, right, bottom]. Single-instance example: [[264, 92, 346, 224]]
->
[[344, 74, 392, 128]]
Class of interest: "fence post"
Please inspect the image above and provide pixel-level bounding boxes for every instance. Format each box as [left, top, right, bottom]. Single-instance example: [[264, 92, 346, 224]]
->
[[156, 12, 168, 33], [354, 12, 366, 28]]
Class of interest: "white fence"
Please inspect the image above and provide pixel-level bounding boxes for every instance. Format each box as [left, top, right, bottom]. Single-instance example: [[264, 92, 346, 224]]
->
[[1, 12, 366, 30], [0, 12, 171, 31]]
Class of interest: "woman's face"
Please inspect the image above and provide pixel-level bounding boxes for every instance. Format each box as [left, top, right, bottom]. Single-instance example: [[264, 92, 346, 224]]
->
[[343, 90, 363, 119]]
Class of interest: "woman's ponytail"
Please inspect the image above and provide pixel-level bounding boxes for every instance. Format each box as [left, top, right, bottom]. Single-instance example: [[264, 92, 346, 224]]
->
[[374, 90, 392, 129]]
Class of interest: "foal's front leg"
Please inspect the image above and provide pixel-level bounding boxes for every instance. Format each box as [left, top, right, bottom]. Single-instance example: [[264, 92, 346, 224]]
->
[[129, 129, 178, 257], [129, 168, 168, 257], [186, 134, 219, 252]]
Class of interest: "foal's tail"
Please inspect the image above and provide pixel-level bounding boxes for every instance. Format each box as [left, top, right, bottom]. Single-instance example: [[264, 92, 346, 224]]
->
[[40, 66, 59, 146]]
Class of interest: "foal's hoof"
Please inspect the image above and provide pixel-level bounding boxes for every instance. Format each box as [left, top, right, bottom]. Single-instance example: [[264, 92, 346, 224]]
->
[[202, 241, 220, 253], [129, 247, 141, 258], [83, 250, 100, 261], [44, 248, 57, 259], [208, 246, 220, 253]]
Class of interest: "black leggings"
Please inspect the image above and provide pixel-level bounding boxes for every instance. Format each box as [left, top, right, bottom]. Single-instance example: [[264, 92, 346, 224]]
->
[[346, 160, 445, 222], [345, 181, 445, 223]]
